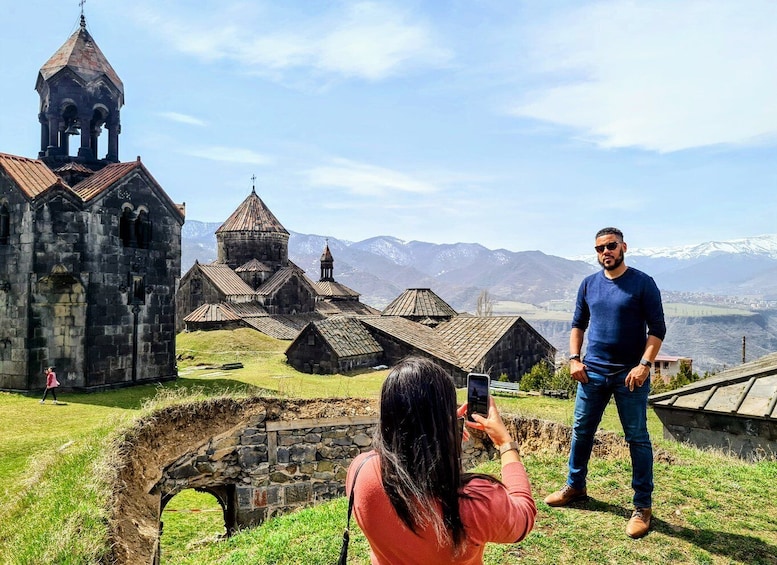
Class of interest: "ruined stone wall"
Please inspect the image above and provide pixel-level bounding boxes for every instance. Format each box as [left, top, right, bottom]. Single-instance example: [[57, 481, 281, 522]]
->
[[0, 173, 34, 389]]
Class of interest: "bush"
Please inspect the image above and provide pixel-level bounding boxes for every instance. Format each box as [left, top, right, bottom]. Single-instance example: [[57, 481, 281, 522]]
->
[[520, 361, 576, 397]]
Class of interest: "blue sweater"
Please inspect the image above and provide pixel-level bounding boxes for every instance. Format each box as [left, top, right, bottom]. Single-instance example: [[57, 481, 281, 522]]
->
[[572, 267, 666, 375]]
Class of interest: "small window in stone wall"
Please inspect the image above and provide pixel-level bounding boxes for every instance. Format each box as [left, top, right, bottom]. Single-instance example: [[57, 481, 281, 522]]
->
[[0, 204, 9, 244], [129, 273, 145, 305], [120, 206, 152, 249], [307, 333, 315, 346], [120, 207, 135, 247], [135, 209, 152, 249], [191, 278, 202, 295]]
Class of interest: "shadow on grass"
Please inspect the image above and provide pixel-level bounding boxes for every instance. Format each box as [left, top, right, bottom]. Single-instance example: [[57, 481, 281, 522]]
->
[[42, 378, 281, 410], [577, 497, 777, 564]]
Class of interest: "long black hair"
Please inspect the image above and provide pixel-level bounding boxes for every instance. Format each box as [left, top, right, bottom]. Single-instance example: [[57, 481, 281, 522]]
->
[[374, 356, 469, 549]]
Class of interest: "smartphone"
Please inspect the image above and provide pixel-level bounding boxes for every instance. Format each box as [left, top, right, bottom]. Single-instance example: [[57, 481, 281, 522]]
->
[[466, 373, 490, 421]]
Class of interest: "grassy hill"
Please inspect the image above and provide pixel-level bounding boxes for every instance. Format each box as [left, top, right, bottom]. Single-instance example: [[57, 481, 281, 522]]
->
[[0, 330, 775, 564]]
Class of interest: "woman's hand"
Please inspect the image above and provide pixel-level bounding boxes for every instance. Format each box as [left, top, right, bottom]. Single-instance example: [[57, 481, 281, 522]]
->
[[458, 396, 512, 447]]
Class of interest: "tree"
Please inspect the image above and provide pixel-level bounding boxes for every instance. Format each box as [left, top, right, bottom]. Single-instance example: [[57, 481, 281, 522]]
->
[[476, 289, 494, 317]]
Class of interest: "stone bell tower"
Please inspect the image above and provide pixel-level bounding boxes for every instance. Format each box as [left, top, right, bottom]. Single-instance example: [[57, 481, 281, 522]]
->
[[35, 14, 124, 167]]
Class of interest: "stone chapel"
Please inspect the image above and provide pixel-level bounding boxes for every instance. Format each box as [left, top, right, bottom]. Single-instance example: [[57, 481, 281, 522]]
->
[[0, 15, 184, 392]]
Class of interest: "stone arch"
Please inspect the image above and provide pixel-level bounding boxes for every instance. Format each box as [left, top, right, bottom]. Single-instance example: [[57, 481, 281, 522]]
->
[[156, 485, 237, 564], [119, 203, 136, 247]]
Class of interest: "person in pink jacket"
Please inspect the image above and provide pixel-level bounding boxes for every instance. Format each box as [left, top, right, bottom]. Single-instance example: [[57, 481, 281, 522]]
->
[[40, 367, 60, 404], [346, 356, 537, 564]]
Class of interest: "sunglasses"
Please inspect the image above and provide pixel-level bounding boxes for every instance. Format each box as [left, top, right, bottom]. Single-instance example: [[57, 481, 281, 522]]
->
[[594, 241, 620, 253]]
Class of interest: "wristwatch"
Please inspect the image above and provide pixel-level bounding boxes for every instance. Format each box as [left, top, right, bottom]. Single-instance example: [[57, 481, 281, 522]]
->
[[569, 354, 581, 361], [498, 441, 520, 456], [640, 359, 652, 368]]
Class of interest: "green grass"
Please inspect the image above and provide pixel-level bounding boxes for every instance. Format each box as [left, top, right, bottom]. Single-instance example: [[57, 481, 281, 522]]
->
[[1, 329, 776, 564]]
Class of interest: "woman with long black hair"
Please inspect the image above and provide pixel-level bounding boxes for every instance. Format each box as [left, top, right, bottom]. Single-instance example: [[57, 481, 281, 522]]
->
[[346, 356, 536, 564]]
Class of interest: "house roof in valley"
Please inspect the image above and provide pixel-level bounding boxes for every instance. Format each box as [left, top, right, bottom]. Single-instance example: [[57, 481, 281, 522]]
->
[[382, 288, 457, 318], [649, 351, 777, 420], [215, 189, 288, 235], [311, 317, 383, 358]]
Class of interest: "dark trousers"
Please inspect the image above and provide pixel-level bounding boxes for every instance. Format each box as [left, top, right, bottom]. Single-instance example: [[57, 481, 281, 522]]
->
[[41, 387, 58, 401]]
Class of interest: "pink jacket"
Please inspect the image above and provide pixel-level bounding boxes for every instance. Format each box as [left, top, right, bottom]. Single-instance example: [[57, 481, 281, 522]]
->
[[346, 451, 537, 565], [46, 370, 59, 388]]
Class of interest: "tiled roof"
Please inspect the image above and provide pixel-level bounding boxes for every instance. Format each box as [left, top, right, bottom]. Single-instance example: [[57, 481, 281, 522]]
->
[[315, 300, 381, 316], [224, 302, 269, 318], [183, 303, 241, 323], [243, 314, 323, 340], [382, 288, 457, 318], [312, 318, 383, 357], [256, 266, 315, 297], [38, 18, 124, 95], [236, 258, 273, 272], [435, 316, 520, 370], [215, 189, 288, 235], [650, 351, 777, 420], [0, 153, 60, 199], [360, 316, 460, 366], [313, 280, 359, 298], [53, 162, 94, 175], [199, 263, 257, 298], [71, 161, 140, 201]]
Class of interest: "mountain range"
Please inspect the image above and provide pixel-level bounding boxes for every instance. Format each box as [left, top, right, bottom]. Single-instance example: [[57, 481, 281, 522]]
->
[[181, 221, 777, 373]]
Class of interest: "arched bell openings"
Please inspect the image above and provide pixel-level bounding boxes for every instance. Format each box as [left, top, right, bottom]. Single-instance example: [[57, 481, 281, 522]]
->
[[120, 204, 153, 250]]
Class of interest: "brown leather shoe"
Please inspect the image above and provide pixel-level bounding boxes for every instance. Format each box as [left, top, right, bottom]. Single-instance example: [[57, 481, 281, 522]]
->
[[544, 484, 587, 507], [626, 507, 652, 538]]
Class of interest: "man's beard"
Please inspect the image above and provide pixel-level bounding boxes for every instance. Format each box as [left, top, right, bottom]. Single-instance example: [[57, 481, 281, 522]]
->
[[598, 253, 624, 271]]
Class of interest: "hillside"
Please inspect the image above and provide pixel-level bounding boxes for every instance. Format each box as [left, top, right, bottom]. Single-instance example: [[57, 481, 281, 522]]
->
[[181, 222, 777, 373]]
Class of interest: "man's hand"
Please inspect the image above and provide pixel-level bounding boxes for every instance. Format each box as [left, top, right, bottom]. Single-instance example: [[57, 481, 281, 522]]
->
[[569, 359, 588, 383], [625, 364, 651, 391]]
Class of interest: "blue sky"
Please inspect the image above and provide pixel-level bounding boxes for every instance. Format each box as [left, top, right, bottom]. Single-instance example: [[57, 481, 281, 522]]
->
[[1, 0, 775, 258]]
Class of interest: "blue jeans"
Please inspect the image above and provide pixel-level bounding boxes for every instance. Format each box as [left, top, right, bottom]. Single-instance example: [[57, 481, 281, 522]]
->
[[567, 368, 653, 508]]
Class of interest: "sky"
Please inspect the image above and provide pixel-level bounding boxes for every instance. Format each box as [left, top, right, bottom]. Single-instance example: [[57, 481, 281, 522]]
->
[[1, 0, 776, 258]]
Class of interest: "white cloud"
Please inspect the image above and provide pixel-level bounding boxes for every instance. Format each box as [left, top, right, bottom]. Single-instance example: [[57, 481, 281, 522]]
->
[[307, 158, 439, 196], [182, 146, 273, 165], [136, 1, 450, 82], [157, 112, 208, 126], [510, 0, 777, 152]]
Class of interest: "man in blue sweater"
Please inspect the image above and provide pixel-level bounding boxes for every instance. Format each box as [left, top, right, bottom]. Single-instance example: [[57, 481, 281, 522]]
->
[[544, 227, 666, 539]]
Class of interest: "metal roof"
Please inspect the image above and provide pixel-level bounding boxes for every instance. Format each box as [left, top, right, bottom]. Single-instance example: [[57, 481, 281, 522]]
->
[[650, 351, 777, 420]]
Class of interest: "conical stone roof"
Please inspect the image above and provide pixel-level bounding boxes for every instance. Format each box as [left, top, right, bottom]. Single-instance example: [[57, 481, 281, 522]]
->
[[37, 15, 124, 98], [215, 189, 288, 235]]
